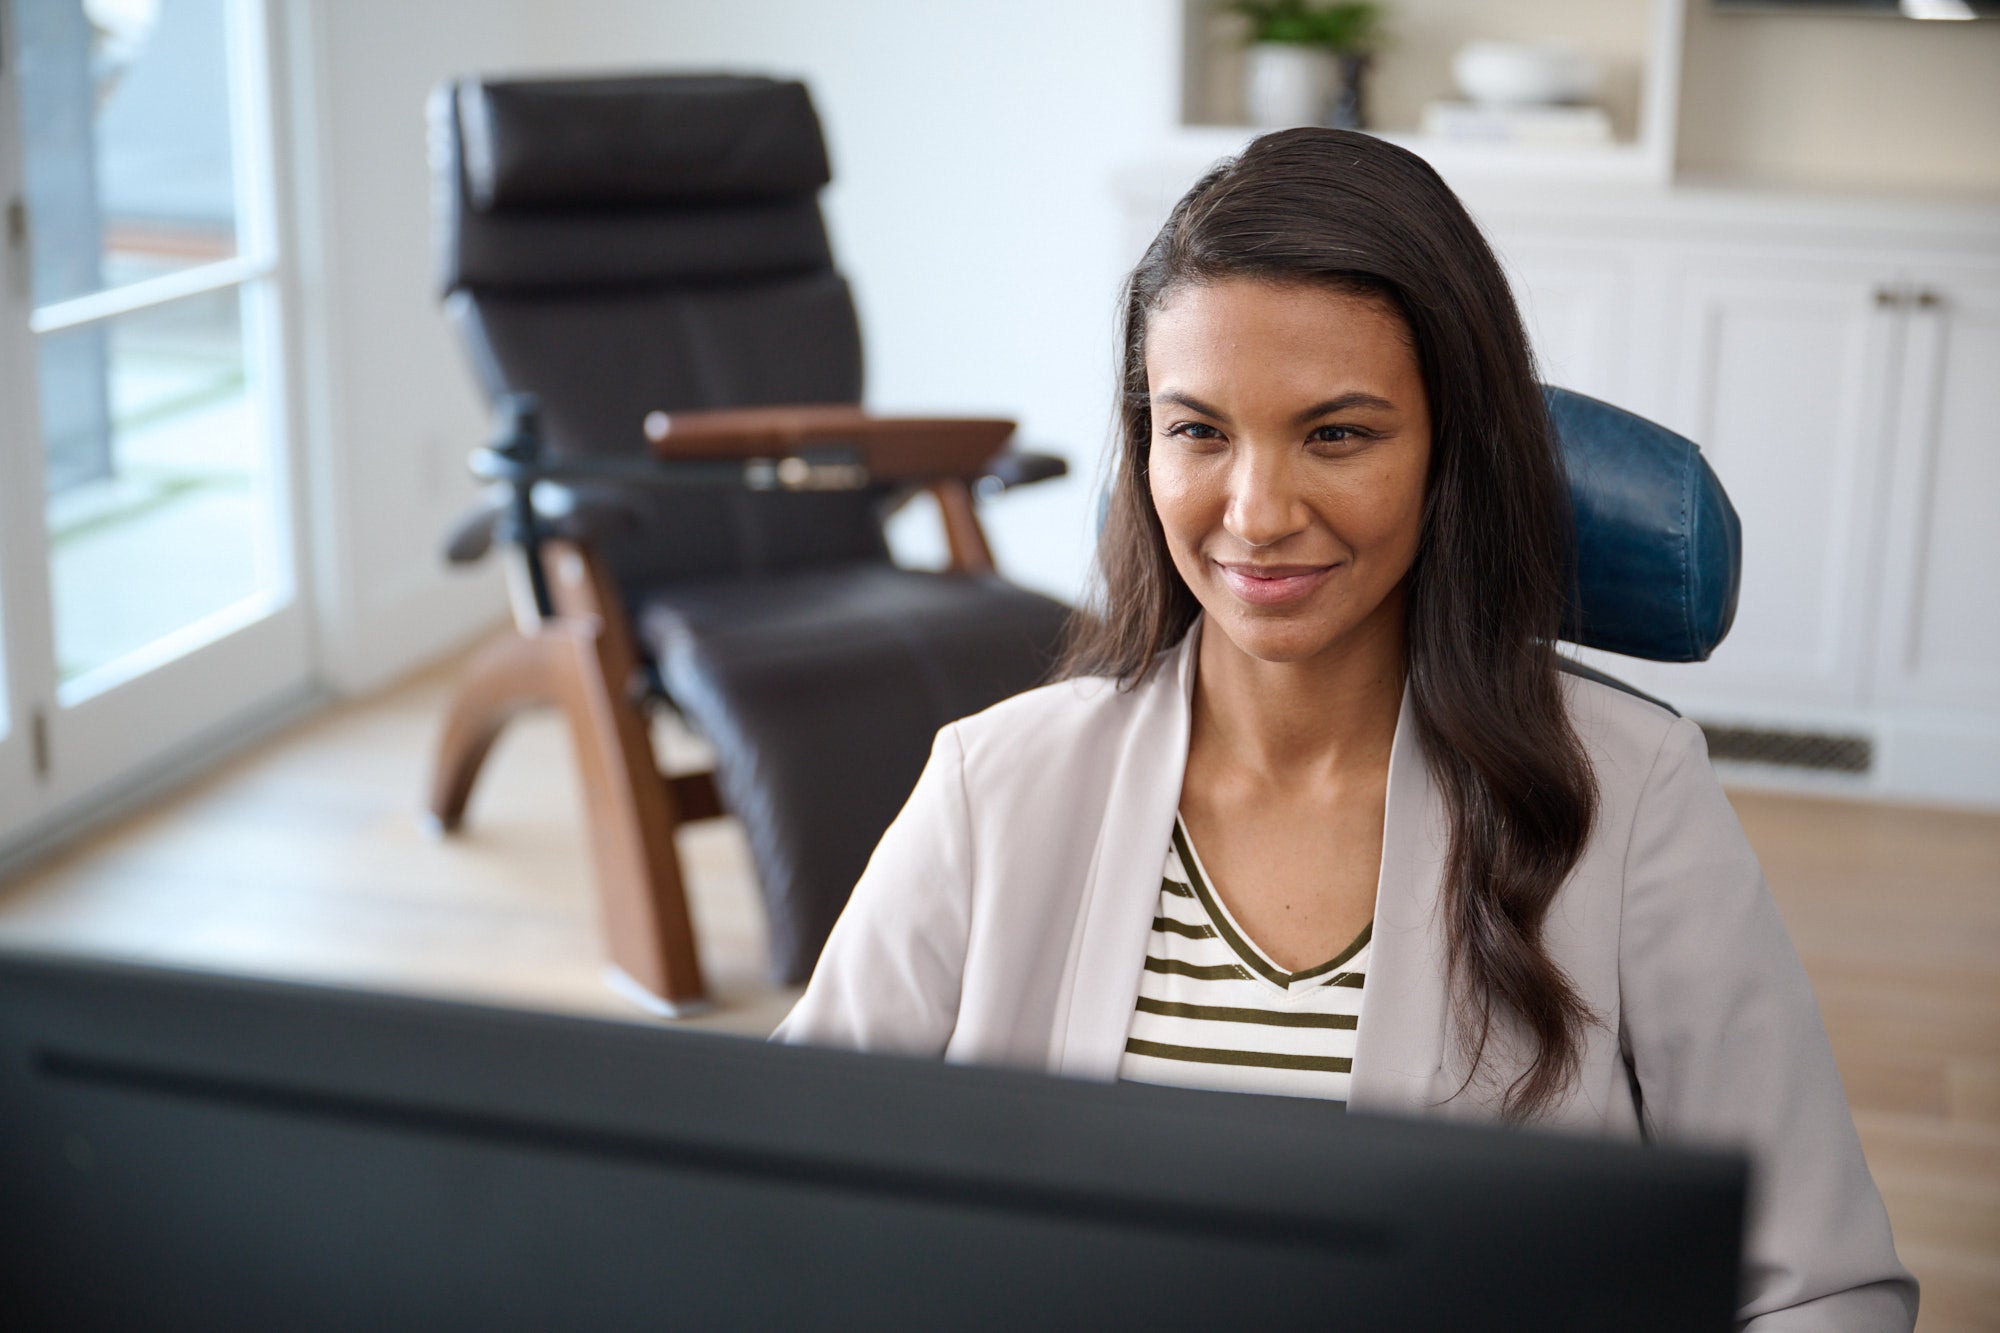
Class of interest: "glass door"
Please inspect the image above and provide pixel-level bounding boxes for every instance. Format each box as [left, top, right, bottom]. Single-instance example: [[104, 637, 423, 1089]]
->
[[0, 0, 308, 849]]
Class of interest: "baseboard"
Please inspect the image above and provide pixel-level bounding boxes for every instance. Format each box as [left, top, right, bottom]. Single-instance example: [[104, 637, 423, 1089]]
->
[[0, 682, 329, 887]]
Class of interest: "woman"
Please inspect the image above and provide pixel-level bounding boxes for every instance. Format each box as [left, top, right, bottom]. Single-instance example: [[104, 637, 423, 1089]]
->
[[776, 128, 1915, 1329]]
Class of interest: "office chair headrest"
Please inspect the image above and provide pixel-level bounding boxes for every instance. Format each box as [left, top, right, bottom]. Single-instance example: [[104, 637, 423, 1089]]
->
[[1549, 386, 1741, 663], [456, 76, 831, 212]]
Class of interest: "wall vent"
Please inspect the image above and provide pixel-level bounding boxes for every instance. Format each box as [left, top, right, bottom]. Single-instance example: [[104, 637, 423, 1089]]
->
[[1692, 722, 1873, 774]]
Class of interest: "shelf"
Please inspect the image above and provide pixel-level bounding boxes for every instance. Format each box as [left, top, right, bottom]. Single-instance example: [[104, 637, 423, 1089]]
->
[[1175, 0, 1686, 187]]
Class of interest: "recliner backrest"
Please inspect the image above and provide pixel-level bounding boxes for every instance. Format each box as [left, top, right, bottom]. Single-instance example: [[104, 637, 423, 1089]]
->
[[431, 74, 888, 587]]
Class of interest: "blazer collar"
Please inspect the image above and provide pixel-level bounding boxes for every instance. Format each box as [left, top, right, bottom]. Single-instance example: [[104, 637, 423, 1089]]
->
[[1346, 674, 1452, 1116], [1052, 616, 1202, 1077], [1053, 615, 1451, 1114]]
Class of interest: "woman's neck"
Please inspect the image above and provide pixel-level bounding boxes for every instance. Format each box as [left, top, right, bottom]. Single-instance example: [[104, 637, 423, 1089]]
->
[[1190, 601, 1406, 788]]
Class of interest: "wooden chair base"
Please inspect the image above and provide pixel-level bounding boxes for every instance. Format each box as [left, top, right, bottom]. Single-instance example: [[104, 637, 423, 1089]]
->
[[426, 465, 1019, 1012], [426, 540, 716, 1011]]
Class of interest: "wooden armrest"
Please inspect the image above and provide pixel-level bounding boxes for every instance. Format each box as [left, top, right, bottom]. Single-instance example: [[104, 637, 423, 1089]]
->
[[642, 404, 1016, 482]]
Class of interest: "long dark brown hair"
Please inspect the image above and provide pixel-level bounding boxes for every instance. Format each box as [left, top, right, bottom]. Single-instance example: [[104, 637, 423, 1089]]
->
[[1060, 128, 1600, 1121]]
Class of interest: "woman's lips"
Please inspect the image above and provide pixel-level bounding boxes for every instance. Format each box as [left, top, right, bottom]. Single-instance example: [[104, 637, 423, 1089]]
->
[[1215, 561, 1338, 606]]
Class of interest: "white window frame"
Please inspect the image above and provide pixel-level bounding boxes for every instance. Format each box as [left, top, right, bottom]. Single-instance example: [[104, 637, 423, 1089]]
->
[[0, 0, 319, 862]]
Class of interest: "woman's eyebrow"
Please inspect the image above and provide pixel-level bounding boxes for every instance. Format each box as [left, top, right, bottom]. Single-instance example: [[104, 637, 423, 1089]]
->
[[1152, 389, 1398, 423], [1294, 392, 1396, 422], [1153, 390, 1228, 421]]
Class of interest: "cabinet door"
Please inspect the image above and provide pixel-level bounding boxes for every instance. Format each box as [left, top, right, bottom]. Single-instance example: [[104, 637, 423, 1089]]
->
[[1871, 266, 2000, 714], [1492, 241, 1635, 410], [1624, 257, 1901, 717]]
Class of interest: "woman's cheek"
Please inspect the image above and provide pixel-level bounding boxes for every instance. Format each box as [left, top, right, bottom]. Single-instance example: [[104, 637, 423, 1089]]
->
[[1148, 457, 1203, 544]]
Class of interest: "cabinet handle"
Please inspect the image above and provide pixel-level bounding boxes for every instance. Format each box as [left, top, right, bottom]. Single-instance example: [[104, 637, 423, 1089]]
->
[[1913, 288, 1942, 310], [1874, 286, 1906, 308]]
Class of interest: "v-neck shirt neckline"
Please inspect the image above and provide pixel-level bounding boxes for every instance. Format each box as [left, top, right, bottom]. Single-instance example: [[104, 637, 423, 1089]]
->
[[1170, 813, 1373, 996]]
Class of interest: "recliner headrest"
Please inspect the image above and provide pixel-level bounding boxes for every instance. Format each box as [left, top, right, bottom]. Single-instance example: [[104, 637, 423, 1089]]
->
[[431, 73, 840, 295], [457, 75, 831, 212]]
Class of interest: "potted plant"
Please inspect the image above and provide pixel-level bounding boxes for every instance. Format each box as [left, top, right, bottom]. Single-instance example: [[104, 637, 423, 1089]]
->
[[1228, 1, 1383, 130]]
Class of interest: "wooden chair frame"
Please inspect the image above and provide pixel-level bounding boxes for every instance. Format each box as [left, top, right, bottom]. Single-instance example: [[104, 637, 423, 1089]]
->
[[427, 408, 1029, 1014]]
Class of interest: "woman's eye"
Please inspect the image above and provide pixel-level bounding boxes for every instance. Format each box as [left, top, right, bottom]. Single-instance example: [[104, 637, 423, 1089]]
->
[[1166, 422, 1221, 442], [1310, 425, 1355, 444]]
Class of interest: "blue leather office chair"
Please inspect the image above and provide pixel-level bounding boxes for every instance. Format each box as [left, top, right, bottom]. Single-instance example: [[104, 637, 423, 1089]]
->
[[1545, 385, 1742, 703]]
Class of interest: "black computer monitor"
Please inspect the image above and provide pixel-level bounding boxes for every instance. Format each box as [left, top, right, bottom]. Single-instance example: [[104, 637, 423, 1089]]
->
[[0, 951, 1745, 1330]]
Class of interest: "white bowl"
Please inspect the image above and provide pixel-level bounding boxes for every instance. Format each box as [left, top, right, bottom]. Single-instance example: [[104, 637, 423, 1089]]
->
[[1452, 40, 1598, 107]]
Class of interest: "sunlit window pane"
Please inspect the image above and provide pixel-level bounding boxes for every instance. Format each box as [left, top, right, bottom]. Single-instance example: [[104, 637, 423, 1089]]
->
[[16, 0, 243, 307], [41, 286, 277, 686]]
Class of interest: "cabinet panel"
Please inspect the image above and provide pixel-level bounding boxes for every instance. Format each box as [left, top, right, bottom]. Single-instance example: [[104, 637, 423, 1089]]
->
[[1492, 243, 1633, 409], [1873, 268, 2000, 712], [1655, 260, 1897, 713]]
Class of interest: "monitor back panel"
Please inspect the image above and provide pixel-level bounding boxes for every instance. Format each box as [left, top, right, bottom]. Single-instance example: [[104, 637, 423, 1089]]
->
[[0, 953, 1746, 1331]]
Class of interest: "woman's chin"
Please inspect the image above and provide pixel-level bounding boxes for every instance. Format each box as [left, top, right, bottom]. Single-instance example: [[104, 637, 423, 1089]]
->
[[1206, 606, 1344, 665], [1201, 585, 1409, 669]]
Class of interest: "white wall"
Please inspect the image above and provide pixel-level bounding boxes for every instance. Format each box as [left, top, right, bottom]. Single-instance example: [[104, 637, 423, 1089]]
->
[[288, 0, 550, 694], [1679, 3, 2000, 194]]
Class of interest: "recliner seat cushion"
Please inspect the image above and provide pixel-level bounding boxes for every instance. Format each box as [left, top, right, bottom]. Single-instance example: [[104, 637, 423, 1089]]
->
[[636, 561, 1072, 985]]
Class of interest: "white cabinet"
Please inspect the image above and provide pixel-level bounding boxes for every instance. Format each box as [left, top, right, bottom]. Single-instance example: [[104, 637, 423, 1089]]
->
[[1651, 256, 1900, 715], [1872, 269, 2000, 716], [1478, 195, 2000, 806], [1499, 244, 1637, 410]]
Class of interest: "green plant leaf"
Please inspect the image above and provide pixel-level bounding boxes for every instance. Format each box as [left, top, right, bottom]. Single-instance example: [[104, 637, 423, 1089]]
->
[[1227, 0, 1381, 52]]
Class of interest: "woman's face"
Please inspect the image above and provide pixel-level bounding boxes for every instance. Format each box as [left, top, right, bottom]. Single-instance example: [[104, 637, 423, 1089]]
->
[[1145, 277, 1432, 668]]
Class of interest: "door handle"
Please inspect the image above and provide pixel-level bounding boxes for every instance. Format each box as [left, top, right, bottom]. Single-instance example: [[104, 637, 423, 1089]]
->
[[4, 198, 27, 297]]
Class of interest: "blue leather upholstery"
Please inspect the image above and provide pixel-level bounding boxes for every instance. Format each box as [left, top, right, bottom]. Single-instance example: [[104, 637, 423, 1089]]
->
[[1549, 386, 1741, 663]]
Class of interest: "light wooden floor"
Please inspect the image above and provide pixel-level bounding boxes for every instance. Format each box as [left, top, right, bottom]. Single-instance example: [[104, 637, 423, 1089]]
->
[[0, 656, 798, 1037], [1, 651, 1995, 1329]]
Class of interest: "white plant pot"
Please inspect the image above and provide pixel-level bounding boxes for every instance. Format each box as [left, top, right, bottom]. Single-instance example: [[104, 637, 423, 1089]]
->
[[1244, 43, 1336, 128]]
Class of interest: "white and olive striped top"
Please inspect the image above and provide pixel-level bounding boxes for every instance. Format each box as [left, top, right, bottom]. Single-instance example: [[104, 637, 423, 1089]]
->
[[1117, 814, 1371, 1104]]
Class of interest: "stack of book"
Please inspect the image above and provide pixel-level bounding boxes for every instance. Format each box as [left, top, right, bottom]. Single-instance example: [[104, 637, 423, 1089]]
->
[[1420, 101, 1613, 148]]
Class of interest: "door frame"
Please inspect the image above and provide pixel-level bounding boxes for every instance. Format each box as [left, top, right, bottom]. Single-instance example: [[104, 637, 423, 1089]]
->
[[0, 0, 319, 860]]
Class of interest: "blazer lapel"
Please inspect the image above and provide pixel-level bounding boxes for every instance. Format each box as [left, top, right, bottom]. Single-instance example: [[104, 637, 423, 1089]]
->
[[1053, 619, 1202, 1079], [1347, 684, 1453, 1115]]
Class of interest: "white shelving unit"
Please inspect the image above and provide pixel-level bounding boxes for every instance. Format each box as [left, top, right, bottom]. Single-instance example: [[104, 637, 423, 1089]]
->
[[1175, 0, 1686, 186]]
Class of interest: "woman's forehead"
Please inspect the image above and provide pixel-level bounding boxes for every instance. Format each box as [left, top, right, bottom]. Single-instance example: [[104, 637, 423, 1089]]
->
[[1144, 278, 1419, 399]]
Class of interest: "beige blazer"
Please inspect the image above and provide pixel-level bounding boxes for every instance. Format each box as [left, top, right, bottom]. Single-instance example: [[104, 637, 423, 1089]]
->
[[776, 618, 1916, 1330]]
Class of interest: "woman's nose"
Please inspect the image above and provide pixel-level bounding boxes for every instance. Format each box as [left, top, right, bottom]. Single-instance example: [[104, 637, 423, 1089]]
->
[[1223, 451, 1308, 549]]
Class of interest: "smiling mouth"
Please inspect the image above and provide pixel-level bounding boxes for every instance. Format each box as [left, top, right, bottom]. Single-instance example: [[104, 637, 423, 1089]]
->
[[1215, 561, 1340, 606]]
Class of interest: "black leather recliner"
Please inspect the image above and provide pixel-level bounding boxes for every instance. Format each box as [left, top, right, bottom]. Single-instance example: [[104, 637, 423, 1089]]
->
[[425, 74, 1073, 1012]]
